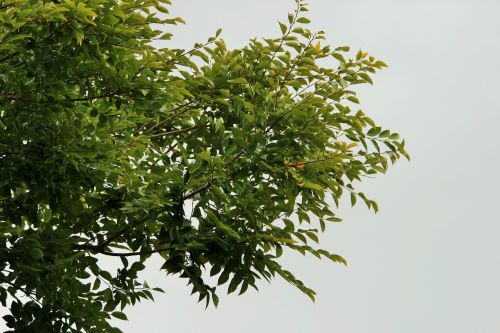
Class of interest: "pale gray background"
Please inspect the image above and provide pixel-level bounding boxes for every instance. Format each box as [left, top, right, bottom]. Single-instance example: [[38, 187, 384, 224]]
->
[[4, 0, 500, 332], [112, 1, 500, 332]]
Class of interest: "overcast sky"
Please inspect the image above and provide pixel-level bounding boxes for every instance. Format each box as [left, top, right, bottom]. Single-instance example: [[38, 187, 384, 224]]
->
[[107, 1, 500, 332]]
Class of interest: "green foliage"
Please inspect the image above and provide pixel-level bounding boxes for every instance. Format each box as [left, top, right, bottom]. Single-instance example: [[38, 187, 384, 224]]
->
[[0, 0, 408, 331]]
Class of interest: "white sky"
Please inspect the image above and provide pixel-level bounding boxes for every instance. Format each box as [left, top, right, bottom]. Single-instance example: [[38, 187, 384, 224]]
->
[[112, 1, 500, 332]]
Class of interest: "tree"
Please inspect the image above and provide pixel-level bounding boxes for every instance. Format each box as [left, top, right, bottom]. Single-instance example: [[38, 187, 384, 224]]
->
[[0, 0, 408, 331]]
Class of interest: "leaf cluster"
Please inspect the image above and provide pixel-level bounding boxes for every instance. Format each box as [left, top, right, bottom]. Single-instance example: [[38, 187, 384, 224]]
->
[[0, 0, 408, 331]]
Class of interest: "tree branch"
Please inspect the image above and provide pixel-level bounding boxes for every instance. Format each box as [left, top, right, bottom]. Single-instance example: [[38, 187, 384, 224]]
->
[[65, 91, 122, 102], [0, 51, 19, 63], [0, 276, 42, 306], [74, 245, 171, 257], [0, 94, 22, 101], [87, 214, 153, 251], [183, 182, 212, 200], [142, 101, 195, 135], [149, 125, 199, 139]]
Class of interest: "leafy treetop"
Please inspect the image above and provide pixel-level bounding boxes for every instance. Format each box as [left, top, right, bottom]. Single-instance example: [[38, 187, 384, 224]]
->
[[0, 0, 408, 331]]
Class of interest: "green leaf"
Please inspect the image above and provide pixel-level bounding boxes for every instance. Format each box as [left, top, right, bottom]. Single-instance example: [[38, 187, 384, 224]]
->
[[112, 312, 128, 321], [367, 127, 381, 137], [102, 14, 120, 26], [227, 273, 243, 294], [359, 72, 373, 85], [374, 60, 389, 68], [389, 133, 400, 140], [350, 192, 357, 206], [93, 279, 101, 290], [199, 150, 211, 161], [356, 50, 363, 60], [379, 130, 390, 138], [347, 95, 360, 104], [301, 180, 324, 190], [332, 53, 346, 63], [279, 21, 287, 34], [5, 34, 31, 42], [229, 77, 248, 84], [207, 211, 240, 240], [29, 248, 43, 260], [217, 269, 231, 285]]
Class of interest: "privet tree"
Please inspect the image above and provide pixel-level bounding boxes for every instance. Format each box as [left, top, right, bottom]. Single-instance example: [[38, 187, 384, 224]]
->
[[0, 0, 408, 331]]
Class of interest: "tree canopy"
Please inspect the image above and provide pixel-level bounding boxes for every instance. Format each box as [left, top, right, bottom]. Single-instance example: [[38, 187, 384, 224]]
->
[[0, 0, 408, 331]]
